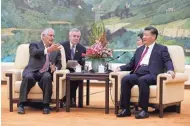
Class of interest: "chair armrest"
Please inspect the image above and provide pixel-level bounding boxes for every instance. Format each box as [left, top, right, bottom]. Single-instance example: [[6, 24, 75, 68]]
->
[[53, 69, 70, 83], [109, 71, 131, 104], [4, 69, 22, 82], [109, 71, 130, 90], [109, 71, 130, 81], [52, 69, 70, 99], [157, 73, 188, 84], [4, 69, 22, 99], [156, 73, 188, 105], [1, 62, 15, 81]]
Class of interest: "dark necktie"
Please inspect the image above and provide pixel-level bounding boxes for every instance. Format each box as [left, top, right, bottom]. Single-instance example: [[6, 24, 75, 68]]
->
[[39, 53, 50, 73], [134, 46, 149, 72], [71, 45, 75, 60]]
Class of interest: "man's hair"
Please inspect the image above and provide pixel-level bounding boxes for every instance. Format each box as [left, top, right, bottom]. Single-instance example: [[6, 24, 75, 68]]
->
[[41, 28, 54, 40], [137, 32, 143, 40], [144, 26, 158, 39], [69, 28, 81, 36]]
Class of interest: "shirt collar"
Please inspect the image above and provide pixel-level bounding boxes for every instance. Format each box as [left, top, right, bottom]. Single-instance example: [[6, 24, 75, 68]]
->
[[42, 40, 48, 48], [70, 42, 77, 49], [146, 42, 155, 50]]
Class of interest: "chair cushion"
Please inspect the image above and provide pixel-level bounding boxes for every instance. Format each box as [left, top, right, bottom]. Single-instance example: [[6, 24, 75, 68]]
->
[[131, 85, 157, 98]]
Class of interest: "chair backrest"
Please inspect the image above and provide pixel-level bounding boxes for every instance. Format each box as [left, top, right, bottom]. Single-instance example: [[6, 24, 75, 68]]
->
[[167, 45, 185, 73], [14, 44, 66, 70], [15, 44, 30, 69]]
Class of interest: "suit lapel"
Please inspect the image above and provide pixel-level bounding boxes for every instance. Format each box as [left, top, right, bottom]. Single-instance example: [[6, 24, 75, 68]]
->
[[74, 44, 80, 60], [39, 41, 46, 63], [39, 41, 45, 50], [136, 45, 145, 64], [149, 43, 158, 64]]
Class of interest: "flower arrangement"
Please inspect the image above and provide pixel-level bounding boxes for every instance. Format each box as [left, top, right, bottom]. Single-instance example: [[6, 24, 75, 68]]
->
[[82, 30, 113, 59], [82, 21, 113, 72], [84, 41, 112, 59]]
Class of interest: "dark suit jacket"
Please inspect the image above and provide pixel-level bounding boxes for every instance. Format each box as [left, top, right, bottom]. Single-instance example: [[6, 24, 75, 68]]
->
[[60, 41, 86, 72], [22, 41, 62, 77], [120, 43, 174, 80]]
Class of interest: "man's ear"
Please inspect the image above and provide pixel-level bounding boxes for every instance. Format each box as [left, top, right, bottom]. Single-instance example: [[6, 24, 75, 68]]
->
[[152, 34, 156, 40]]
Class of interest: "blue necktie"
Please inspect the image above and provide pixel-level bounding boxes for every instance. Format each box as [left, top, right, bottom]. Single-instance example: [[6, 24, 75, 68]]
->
[[71, 45, 75, 60]]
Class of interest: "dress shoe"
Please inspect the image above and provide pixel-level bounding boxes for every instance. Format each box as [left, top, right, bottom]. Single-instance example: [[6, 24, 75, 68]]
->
[[43, 107, 50, 114], [116, 109, 131, 117], [62, 101, 77, 108], [71, 98, 77, 107], [18, 105, 25, 114], [134, 110, 142, 115], [135, 110, 149, 119], [62, 98, 77, 108]]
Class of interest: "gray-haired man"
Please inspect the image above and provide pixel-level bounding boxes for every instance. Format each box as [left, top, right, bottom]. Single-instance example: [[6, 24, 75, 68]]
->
[[18, 28, 62, 114], [60, 28, 86, 107]]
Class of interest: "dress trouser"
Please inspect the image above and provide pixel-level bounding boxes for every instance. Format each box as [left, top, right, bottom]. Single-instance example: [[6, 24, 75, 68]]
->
[[120, 72, 156, 111], [70, 80, 83, 100], [19, 71, 52, 105]]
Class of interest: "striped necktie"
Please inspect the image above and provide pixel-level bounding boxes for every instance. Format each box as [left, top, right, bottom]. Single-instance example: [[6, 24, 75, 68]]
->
[[39, 53, 50, 73]]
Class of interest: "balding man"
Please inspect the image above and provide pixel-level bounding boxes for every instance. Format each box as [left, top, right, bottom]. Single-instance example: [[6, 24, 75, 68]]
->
[[18, 28, 62, 114]]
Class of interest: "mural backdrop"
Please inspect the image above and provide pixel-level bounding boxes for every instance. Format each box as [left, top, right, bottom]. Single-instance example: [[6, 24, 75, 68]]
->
[[1, 0, 190, 64]]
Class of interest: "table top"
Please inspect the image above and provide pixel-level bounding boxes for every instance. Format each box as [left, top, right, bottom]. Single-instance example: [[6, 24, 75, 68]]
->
[[67, 71, 109, 76], [66, 71, 110, 80]]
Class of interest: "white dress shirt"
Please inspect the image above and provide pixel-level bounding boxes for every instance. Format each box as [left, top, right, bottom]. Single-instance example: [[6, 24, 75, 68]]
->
[[140, 42, 155, 65], [42, 41, 48, 55]]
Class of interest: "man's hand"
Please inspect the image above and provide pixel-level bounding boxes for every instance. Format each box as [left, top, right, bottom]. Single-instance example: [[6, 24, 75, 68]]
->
[[47, 43, 61, 53], [167, 70, 175, 79], [114, 67, 121, 72], [50, 63, 56, 73]]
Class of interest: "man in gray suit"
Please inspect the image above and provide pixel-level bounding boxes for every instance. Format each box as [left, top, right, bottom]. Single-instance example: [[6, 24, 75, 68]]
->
[[18, 28, 62, 114]]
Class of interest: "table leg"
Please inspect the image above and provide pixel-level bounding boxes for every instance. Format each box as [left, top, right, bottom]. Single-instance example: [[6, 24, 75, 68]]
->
[[56, 74, 60, 112], [66, 78, 70, 112], [86, 80, 90, 106], [78, 82, 83, 108], [115, 76, 118, 114], [105, 79, 109, 114]]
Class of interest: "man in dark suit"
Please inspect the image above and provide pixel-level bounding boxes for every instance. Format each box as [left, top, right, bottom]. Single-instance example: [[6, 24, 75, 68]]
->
[[115, 26, 175, 119], [60, 28, 86, 107], [18, 28, 62, 114]]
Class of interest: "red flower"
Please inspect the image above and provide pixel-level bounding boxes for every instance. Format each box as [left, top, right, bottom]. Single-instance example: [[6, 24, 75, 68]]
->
[[85, 42, 112, 59], [81, 53, 86, 57]]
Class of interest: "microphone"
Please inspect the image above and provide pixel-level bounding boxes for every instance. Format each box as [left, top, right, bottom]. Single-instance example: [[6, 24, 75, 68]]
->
[[107, 51, 127, 62], [105, 51, 127, 72]]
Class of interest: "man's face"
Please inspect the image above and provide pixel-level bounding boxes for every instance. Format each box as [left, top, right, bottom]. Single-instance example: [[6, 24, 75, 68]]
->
[[143, 30, 156, 45], [69, 31, 81, 45], [43, 30, 54, 47]]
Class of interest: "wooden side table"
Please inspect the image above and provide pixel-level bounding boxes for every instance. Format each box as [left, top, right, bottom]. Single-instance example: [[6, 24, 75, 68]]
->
[[66, 72, 110, 114]]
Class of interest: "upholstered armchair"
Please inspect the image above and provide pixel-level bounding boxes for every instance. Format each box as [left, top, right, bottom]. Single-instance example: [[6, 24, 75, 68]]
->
[[4, 44, 69, 112], [109, 45, 188, 118]]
